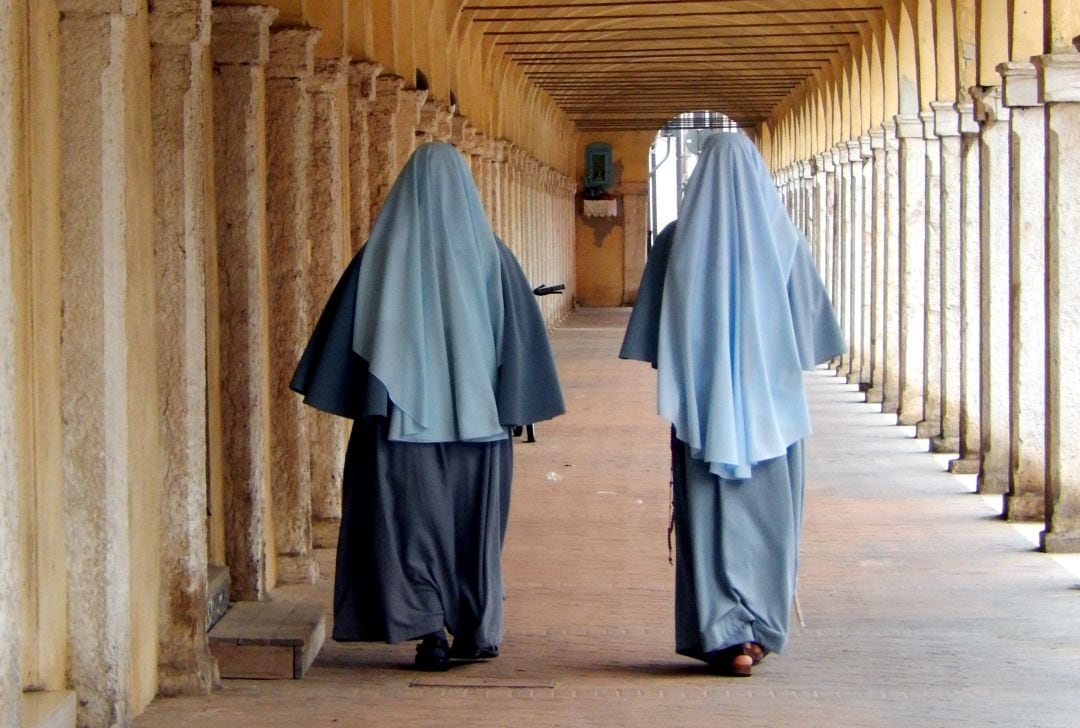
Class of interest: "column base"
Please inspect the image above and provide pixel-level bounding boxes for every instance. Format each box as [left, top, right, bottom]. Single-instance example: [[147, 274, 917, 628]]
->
[[157, 655, 219, 696], [1004, 493, 1046, 522], [915, 419, 942, 440], [930, 435, 960, 454], [1042, 530, 1080, 553], [865, 387, 884, 404], [976, 471, 1010, 495], [312, 517, 341, 549], [948, 456, 980, 474], [275, 553, 320, 585], [21, 690, 76, 728]]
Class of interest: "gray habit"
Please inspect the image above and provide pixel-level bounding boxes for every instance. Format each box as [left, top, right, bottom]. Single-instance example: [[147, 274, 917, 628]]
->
[[292, 240, 564, 646], [621, 221, 843, 658]]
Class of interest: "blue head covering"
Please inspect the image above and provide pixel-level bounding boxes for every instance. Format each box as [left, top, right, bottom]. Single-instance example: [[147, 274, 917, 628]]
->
[[657, 133, 810, 479], [351, 142, 506, 443]]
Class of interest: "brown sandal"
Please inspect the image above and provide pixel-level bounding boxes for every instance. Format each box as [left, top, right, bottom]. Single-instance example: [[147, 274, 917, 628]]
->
[[741, 642, 768, 665], [705, 646, 753, 677]]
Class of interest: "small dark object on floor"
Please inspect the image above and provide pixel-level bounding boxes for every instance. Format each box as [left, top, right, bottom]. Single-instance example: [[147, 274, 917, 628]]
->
[[414, 632, 451, 672]]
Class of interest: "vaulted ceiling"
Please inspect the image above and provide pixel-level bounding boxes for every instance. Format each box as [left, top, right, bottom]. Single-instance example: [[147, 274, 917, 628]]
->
[[459, 0, 883, 132]]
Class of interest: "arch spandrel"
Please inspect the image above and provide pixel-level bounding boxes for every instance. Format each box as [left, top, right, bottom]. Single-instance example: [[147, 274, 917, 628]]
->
[[881, 6, 902, 119], [1012, 0, 1046, 60], [895, 0, 921, 115], [1049, 0, 1080, 50], [934, 0, 958, 102], [868, 17, 888, 127], [979, 0, 1008, 85], [858, 33, 874, 133]]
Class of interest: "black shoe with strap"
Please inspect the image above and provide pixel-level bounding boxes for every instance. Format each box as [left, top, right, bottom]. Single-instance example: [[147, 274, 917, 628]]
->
[[414, 631, 451, 672]]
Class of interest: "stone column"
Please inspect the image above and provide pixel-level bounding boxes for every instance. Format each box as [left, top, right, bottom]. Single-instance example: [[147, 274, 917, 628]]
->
[[265, 27, 318, 583], [881, 121, 902, 414], [395, 86, 427, 171], [1000, 62, 1047, 521], [846, 140, 865, 383], [917, 110, 943, 440], [931, 102, 963, 454], [1035, 49, 1080, 551], [823, 150, 838, 310], [834, 144, 852, 377], [895, 113, 927, 427], [813, 153, 828, 267], [0, 4, 23, 723], [493, 139, 510, 238], [149, 0, 216, 696], [866, 127, 888, 402], [367, 73, 402, 223], [347, 61, 380, 248], [59, 0, 163, 721], [857, 135, 875, 389], [308, 60, 351, 549], [973, 85, 1011, 496], [211, 4, 278, 600], [950, 100, 983, 474]]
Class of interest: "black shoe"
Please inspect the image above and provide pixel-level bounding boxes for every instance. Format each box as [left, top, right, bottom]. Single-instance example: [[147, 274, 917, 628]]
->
[[449, 639, 499, 660], [414, 632, 451, 672]]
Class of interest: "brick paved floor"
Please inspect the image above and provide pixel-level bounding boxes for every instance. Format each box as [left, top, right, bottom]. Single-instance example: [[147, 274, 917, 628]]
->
[[137, 308, 1080, 728]]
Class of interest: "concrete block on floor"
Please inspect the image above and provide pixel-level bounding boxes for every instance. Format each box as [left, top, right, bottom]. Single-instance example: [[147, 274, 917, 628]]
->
[[208, 600, 325, 679]]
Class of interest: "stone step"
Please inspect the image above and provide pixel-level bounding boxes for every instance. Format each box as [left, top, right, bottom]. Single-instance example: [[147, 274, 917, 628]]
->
[[21, 690, 76, 728], [208, 600, 325, 679], [207, 564, 230, 631]]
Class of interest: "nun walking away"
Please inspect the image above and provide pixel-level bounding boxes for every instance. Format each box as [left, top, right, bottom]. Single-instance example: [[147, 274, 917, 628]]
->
[[621, 132, 843, 677], [291, 142, 565, 671]]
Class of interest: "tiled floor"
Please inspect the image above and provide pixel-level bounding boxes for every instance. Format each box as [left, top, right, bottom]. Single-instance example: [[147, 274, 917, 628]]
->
[[136, 308, 1080, 728]]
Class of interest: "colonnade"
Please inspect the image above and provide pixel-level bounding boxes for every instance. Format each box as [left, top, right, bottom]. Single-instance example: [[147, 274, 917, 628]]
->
[[2, 1, 576, 724], [765, 0, 1080, 559]]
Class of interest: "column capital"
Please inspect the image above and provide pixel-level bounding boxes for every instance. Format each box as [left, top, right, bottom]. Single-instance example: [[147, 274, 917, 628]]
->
[[266, 27, 320, 80], [371, 73, 405, 114], [846, 139, 863, 158], [930, 101, 960, 137], [894, 113, 924, 139], [858, 135, 872, 157], [919, 110, 937, 140], [493, 139, 511, 163], [998, 61, 1042, 108], [309, 59, 348, 94], [58, 0, 139, 15], [149, 0, 210, 47], [956, 100, 979, 134], [347, 61, 382, 103], [1034, 52, 1080, 103], [868, 126, 885, 149], [800, 159, 814, 178], [820, 152, 835, 173], [211, 6, 278, 66], [836, 144, 850, 164], [970, 85, 1010, 123]]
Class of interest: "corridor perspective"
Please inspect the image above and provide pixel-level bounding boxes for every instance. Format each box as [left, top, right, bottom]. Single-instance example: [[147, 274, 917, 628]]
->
[[5, 1, 1080, 726], [133, 308, 1080, 727]]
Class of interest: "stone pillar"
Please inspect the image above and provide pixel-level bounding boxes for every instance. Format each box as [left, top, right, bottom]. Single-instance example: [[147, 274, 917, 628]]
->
[[1000, 62, 1047, 521], [149, 0, 216, 696], [265, 27, 318, 583], [211, 4, 278, 600], [881, 121, 902, 414], [367, 73, 402, 222], [0, 4, 23, 723], [866, 127, 888, 402], [59, 0, 163, 721], [857, 136, 875, 389], [973, 85, 1011, 496], [931, 102, 963, 454], [950, 100, 983, 474], [1036, 49, 1080, 551], [813, 153, 828, 267], [846, 137, 864, 384], [917, 111, 943, 440], [395, 87, 427, 171], [823, 150, 838, 309], [347, 61, 380, 248], [835, 144, 852, 377], [493, 139, 510, 238], [895, 113, 927, 427], [308, 60, 351, 550]]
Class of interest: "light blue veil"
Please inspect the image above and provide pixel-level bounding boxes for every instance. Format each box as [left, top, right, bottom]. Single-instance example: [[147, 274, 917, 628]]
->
[[351, 142, 506, 443], [657, 133, 811, 479]]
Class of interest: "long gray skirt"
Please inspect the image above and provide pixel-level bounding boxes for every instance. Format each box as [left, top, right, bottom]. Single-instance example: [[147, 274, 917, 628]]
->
[[672, 432, 804, 659], [333, 417, 513, 647]]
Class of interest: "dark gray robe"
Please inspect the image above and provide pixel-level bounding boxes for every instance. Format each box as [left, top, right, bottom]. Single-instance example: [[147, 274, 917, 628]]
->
[[621, 221, 843, 657], [292, 240, 564, 646]]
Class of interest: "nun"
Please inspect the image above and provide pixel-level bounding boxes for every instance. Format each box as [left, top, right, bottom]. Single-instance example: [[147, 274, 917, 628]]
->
[[291, 141, 565, 671], [621, 132, 843, 676]]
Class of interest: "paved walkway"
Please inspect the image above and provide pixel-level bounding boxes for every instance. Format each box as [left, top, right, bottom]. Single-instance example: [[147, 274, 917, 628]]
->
[[137, 308, 1080, 728]]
